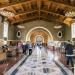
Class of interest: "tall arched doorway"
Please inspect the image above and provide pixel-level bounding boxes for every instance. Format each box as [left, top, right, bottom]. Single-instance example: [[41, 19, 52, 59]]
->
[[26, 27, 53, 45], [35, 35, 44, 44]]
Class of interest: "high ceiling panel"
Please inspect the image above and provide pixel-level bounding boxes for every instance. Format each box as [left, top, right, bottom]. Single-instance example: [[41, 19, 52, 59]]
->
[[0, 0, 75, 25]]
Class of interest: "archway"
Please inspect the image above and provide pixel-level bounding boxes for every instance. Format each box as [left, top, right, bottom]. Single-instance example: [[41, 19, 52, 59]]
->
[[35, 35, 44, 44], [26, 27, 53, 44]]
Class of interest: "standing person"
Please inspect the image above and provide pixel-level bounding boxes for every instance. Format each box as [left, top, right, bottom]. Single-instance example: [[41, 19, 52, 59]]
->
[[22, 42, 26, 54], [65, 40, 74, 69], [29, 42, 33, 55], [25, 42, 29, 54], [39, 43, 42, 49]]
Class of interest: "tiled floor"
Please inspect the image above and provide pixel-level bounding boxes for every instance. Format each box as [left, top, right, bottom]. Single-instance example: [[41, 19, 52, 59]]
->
[[0, 46, 74, 75]]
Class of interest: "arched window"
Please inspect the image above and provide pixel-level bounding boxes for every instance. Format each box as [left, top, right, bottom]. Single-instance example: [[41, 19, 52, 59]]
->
[[17, 31, 21, 38], [57, 31, 62, 38], [71, 22, 75, 38], [3, 21, 8, 39], [3, 21, 9, 44]]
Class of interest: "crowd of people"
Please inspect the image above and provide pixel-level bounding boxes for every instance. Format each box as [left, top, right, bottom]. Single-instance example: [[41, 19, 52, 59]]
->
[[17, 41, 33, 55], [1, 40, 75, 71], [1, 40, 44, 56]]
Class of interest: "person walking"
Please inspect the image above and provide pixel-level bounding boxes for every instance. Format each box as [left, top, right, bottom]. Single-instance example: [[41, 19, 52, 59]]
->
[[22, 43, 26, 54], [65, 40, 74, 69], [28, 42, 33, 55]]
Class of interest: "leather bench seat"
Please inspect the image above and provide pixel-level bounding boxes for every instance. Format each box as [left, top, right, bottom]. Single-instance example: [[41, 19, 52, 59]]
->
[[0, 52, 6, 64], [6, 47, 16, 57]]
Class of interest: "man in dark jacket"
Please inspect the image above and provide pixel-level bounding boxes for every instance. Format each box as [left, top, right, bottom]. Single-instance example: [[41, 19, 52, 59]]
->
[[22, 43, 29, 54], [65, 40, 74, 69], [22, 43, 26, 54]]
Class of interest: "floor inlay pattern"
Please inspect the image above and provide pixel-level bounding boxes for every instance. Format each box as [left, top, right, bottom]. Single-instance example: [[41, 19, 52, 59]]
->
[[5, 46, 73, 75]]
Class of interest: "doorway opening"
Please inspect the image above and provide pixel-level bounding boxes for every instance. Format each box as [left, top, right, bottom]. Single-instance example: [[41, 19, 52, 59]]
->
[[26, 27, 53, 45]]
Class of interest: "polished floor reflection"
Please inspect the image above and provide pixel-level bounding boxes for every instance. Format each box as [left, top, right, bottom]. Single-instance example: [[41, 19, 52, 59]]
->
[[4, 46, 73, 75]]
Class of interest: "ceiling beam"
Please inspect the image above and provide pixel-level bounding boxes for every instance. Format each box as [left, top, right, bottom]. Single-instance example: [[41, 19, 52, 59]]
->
[[0, 0, 75, 25]]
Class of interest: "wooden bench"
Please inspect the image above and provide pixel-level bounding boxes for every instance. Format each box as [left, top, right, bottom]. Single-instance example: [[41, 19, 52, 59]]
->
[[6, 47, 16, 57], [0, 52, 6, 63]]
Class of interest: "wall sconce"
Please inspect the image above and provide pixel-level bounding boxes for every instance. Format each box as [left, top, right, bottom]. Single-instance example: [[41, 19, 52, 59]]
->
[[54, 22, 63, 29], [54, 25, 62, 29], [17, 25, 25, 29], [54, 22, 62, 29]]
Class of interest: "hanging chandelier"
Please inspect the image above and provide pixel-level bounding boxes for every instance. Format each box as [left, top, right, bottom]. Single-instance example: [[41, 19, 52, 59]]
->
[[0, 9, 15, 17], [65, 11, 75, 17]]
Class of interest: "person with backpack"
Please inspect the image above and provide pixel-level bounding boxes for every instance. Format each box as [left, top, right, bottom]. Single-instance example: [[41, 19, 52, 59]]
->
[[65, 40, 74, 69], [28, 42, 33, 55]]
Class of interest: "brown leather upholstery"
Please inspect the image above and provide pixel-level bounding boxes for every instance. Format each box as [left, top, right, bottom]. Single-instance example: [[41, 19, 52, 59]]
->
[[0, 52, 6, 61], [7, 47, 16, 56]]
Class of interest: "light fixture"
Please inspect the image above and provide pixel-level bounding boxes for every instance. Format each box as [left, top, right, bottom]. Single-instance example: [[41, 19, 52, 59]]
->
[[65, 11, 75, 17], [0, 9, 15, 17], [17, 25, 25, 29], [54, 23, 62, 29], [63, 17, 72, 26], [54, 25, 62, 29]]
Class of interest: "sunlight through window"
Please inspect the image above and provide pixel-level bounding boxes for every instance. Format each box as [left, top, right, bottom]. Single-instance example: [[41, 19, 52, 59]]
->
[[71, 22, 75, 38], [3, 21, 8, 44]]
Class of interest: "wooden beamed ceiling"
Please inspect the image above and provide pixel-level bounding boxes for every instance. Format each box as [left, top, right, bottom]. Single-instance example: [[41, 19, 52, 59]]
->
[[0, 0, 75, 7], [0, 0, 75, 25]]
